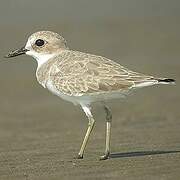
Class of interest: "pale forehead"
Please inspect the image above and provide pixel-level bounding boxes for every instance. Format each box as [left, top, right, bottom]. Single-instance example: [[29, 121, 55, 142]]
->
[[28, 31, 64, 42]]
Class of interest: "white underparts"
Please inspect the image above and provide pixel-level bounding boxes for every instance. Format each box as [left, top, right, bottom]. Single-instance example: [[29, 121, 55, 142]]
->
[[133, 80, 158, 88]]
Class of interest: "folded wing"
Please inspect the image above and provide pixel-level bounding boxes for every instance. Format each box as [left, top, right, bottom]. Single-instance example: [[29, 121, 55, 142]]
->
[[49, 51, 154, 96]]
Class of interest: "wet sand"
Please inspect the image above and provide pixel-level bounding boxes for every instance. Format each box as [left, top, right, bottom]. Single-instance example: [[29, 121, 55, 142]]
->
[[0, 16, 180, 179]]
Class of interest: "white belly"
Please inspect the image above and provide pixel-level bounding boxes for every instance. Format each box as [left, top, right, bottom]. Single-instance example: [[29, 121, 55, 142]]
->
[[45, 80, 129, 106], [45, 80, 90, 105]]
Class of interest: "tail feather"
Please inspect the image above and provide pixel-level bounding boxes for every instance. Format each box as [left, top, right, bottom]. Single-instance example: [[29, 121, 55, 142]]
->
[[134, 78, 175, 88], [157, 78, 175, 84]]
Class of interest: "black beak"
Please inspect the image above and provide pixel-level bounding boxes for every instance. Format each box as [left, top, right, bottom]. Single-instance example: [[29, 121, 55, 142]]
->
[[4, 46, 29, 58]]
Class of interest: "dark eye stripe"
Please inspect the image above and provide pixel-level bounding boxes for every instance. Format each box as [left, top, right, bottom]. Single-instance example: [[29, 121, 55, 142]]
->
[[35, 39, 45, 46]]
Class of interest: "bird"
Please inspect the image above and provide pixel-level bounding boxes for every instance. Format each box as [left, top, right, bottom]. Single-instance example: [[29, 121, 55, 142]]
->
[[5, 31, 175, 160]]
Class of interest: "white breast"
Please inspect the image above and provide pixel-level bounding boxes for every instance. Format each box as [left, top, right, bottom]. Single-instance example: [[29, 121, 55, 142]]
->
[[45, 80, 129, 106], [46, 80, 83, 105]]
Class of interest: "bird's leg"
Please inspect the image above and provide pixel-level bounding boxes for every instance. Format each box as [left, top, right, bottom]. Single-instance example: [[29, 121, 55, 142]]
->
[[100, 105, 112, 160], [77, 105, 95, 159]]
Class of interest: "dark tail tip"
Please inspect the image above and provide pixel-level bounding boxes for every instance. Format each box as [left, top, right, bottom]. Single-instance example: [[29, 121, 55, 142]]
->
[[158, 78, 175, 83]]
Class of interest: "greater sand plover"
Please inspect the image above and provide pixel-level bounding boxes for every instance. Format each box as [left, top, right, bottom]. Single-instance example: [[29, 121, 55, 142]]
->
[[5, 31, 175, 160]]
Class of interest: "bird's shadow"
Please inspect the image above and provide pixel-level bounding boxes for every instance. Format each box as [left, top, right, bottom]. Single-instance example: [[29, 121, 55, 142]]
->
[[109, 150, 180, 159]]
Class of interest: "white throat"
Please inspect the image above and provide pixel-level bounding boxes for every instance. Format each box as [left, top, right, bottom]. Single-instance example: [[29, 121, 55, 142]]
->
[[26, 51, 56, 69]]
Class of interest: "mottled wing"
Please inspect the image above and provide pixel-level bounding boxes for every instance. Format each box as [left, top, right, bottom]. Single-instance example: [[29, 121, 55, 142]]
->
[[49, 50, 153, 96]]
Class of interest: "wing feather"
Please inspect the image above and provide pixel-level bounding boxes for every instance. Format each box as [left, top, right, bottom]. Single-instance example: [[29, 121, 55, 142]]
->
[[49, 50, 153, 96]]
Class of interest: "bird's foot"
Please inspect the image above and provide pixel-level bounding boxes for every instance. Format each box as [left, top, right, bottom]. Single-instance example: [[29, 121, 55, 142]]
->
[[99, 152, 110, 160], [76, 154, 83, 159]]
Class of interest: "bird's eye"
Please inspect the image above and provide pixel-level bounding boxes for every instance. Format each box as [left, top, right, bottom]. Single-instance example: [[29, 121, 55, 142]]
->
[[35, 39, 45, 46]]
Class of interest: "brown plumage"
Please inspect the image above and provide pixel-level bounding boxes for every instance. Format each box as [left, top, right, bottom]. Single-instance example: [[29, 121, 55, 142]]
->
[[37, 50, 155, 96]]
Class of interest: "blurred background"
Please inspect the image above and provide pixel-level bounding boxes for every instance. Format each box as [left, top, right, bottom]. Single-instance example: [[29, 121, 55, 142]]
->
[[0, 0, 180, 179]]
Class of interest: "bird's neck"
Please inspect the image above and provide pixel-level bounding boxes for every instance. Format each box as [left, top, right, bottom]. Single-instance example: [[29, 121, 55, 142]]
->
[[34, 53, 56, 69], [29, 50, 66, 87], [35, 57, 56, 88]]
